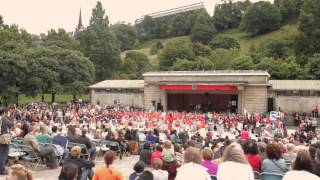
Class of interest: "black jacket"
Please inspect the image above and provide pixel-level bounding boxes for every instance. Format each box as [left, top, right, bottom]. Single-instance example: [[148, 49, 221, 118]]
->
[[64, 156, 95, 180]]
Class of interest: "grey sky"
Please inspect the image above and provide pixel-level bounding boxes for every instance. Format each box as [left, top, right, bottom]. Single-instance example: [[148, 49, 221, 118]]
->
[[0, 0, 267, 35]]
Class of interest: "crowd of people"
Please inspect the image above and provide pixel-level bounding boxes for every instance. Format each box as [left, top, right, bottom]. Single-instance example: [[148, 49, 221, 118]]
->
[[0, 102, 319, 180]]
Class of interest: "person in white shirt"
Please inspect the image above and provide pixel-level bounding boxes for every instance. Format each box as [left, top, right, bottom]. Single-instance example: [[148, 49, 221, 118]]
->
[[152, 158, 168, 180], [217, 142, 254, 180], [175, 147, 211, 180], [283, 150, 319, 180]]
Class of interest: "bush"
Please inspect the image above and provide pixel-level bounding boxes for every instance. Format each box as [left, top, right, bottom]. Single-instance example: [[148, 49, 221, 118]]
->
[[209, 36, 240, 50]]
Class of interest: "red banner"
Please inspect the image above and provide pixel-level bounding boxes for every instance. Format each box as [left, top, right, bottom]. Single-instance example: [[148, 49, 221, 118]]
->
[[159, 84, 237, 91]]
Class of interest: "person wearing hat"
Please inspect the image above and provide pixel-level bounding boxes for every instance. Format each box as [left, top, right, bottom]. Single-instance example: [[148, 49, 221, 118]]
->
[[0, 108, 13, 174]]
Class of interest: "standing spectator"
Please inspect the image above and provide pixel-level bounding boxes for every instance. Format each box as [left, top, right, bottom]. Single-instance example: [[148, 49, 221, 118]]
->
[[243, 140, 262, 172], [162, 141, 175, 163], [283, 150, 319, 180], [176, 147, 211, 180], [201, 148, 218, 176], [261, 143, 289, 176], [93, 150, 123, 180], [217, 142, 254, 180], [139, 143, 152, 165], [151, 145, 163, 161], [283, 143, 297, 163], [241, 127, 250, 141], [6, 164, 33, 180], [0, 108, 13, 174], [151, 158, 168, 180]]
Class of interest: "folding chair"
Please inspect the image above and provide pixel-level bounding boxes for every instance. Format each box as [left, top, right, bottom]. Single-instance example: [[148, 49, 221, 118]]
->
[[44, 143, 64, 164], [109, 141, 122, 159], [99, 140, 111, 156], [19, 145, 42, 170], [260, 172, 283, 180]]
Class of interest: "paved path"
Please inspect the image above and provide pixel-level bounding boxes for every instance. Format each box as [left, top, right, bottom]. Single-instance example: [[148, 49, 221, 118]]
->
[[0, 155, 140, 180]]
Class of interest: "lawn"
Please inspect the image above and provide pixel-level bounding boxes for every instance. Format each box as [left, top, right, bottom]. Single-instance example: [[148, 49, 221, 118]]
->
[[6, 94, 90, 105]]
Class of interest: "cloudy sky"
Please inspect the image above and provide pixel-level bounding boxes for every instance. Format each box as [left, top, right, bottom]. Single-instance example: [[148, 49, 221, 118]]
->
[[0, 0, 266, 35]]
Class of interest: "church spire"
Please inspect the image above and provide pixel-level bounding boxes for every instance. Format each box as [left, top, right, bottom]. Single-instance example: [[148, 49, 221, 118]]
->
[[75, 8, 84, 33]]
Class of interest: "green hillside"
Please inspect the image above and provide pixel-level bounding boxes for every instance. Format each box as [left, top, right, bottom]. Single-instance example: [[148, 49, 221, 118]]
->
[[122, 24, 298, 66]]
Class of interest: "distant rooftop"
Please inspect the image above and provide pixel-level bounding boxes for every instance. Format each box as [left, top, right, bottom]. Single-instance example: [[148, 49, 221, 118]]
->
[[89, 80, 144, 89], [135, 2, 205, 24], [143, 70, 270, 77]]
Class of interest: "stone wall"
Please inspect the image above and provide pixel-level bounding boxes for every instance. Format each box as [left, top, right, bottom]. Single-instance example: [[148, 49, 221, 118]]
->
[[91, 92, 144, 108], [243, 86, 268, 113], [275, 96, 320, 113]]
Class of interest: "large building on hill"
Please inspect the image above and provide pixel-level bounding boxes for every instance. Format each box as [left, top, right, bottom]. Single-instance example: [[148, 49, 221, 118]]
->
[[135, 2, 205, 24], [89, 71, 320, 114]]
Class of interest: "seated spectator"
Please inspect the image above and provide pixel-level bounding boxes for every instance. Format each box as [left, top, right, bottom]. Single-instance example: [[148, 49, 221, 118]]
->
[[140, 143, 152, 165], [59, 163, 78, 180], [176, 147, 211, 180], [174, 144, 183, 166], [241, 127, 250, 141], [36, 124, 51, 144], [257, 142, 267, 160], [129, 161, 145, 180], [313, 149, 320, 176], [67, 126, 81, 143], [201, 148, 218, 176], [140, 171, 153, 180], [163, 141, 175, 163], [283, 143, 297, 163], [283, 150, 319, 180], [151, 145, 163, 161], [146, 130, 159, 145], [151, 158, 168, 180], [6, 164, 33, 180], [23, 125, 58, 169], [52, 126, 68, 160], [93, 150, 123, 180], [78, 129, 96, 160], [261, 143, 289, 176], [243, 140, 262, 172], [217, 142, 254, 180], [64, 146, 95, 180]]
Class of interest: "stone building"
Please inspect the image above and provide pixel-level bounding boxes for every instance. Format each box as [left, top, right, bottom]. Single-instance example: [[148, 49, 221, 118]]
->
[[89, 71, 320, 114]]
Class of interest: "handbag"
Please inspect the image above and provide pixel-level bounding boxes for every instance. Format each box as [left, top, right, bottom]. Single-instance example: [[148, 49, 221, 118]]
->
[[0, 116, 11, 144]]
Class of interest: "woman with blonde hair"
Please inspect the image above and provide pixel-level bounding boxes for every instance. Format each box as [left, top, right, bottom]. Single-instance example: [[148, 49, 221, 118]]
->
[[217, 142, 254, 180], [6, 164, 33, 180]]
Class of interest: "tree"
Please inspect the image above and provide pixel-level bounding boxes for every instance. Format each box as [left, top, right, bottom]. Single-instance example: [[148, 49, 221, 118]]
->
[[111, 23, 138, 51], [77, 1, 120, 81], [231, 56, 254, 70], [159, 39, 195, 70], [43, 29, 80, 50], [168, 14, 191, 37], [295, 0, 320, 60], [208, 48, 238, 70], [213, 0, 251, 31], [192, 43, 212, 57], [306, 53, 320, 79], [265, 39, 293, 59], [240, 1, 281, 36], [122, 51, 151, 79], [209, 36, 240, 50], [275, 0, 303, 23], [190, 24, 216, 45], [171, 57, 215, 71]]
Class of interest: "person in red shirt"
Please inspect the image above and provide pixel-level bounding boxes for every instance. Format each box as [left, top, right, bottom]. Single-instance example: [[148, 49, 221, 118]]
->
[[151, 145, 163, 161], [243, 140, 262, 172]]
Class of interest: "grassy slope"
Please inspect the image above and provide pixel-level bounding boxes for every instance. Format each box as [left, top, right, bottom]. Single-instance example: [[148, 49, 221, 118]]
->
[[122, 24, 298, 65]]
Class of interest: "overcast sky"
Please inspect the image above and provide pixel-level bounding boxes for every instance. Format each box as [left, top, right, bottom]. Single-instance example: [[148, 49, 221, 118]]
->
[[0, 0, 267, 35]]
